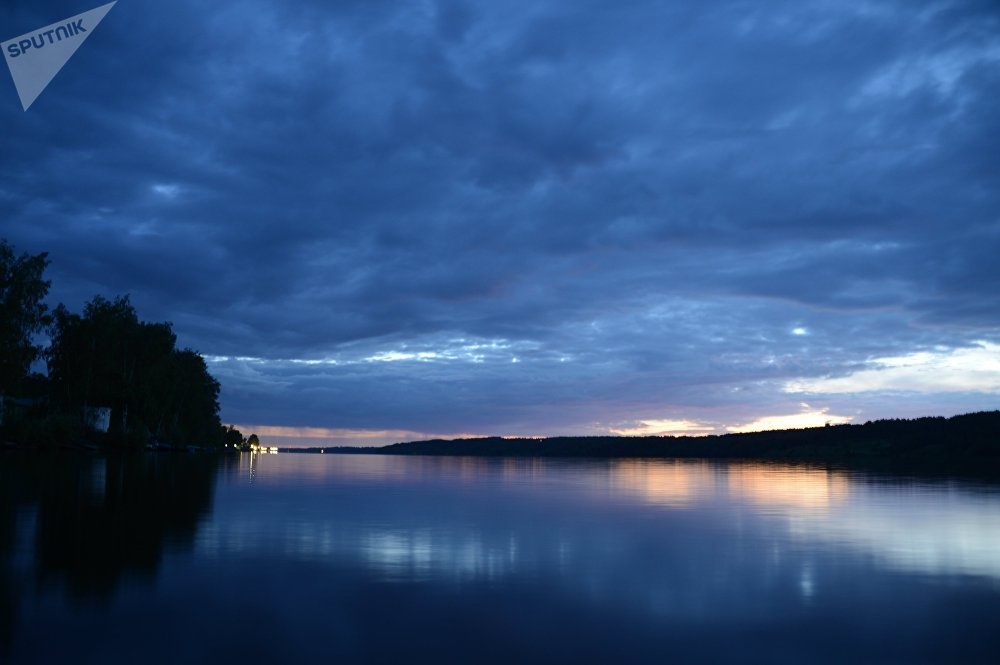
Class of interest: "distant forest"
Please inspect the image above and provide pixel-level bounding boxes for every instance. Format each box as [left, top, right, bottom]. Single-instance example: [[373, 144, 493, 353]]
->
[[313, 411, 1000, 477]]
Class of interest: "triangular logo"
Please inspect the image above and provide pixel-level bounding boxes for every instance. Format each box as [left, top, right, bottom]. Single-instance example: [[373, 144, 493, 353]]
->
[[2, 2, 117, 111]]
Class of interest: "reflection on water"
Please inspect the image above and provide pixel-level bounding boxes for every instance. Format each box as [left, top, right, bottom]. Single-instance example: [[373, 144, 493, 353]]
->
[[608, 460, 852, 510], [609, 459, 718, 506], [726, 464, 851, 510], [792, 483, 1000, 579], [3, 451, 999, 664], [0, 452, 227, 662], [225, 454, 1000, 582]]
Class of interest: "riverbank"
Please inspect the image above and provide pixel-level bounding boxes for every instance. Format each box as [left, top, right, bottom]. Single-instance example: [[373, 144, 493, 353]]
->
[[8, 411, 998, 479], [291, 411, 1000, 479]]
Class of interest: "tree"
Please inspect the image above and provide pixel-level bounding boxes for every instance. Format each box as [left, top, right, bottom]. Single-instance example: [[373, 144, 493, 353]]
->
[[169, 349, 221, 445], [246, 433, 260, 451], [46, 295, 140, 431], [0, 239, 50, 397], [221, 424, 245, 448], [47, 294, 224, 447]]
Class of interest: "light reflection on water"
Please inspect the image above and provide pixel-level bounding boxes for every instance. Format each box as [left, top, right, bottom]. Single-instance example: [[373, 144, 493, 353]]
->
[[4, 452, 1000, 664], [212, 453, 1000, 585]]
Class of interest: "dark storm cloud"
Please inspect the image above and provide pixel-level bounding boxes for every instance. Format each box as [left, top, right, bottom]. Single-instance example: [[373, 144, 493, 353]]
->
[[2, 0, 998, 437]]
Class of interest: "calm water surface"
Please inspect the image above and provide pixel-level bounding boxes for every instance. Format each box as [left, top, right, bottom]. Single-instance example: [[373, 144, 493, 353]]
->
[[2, 452, 999, 664]]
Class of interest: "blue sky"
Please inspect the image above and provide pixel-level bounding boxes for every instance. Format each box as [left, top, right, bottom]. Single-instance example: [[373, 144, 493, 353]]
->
[[2, 0, 998, 445]]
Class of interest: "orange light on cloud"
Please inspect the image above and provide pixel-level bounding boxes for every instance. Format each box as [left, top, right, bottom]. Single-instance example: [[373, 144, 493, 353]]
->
[[228, 424, 484, 446], [609, 419, 717, 437], [727, 407, 852, 433]]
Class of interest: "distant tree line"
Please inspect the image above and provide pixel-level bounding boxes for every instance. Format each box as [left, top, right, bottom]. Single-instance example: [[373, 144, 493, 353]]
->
[[376, 411, 1000, 478], [1, 237, 246, 449]]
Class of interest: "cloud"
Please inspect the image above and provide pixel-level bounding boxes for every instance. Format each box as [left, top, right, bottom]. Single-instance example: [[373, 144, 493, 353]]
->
[[1, 0, 998, 441], [727, 407, 854, 434], [786, 342, 1000, 395], [609, 420, 718, 437], [228, 424, 483, 447]]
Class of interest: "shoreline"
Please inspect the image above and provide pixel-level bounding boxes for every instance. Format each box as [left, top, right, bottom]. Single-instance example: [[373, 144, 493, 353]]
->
[[285, 410, 1000, 480], [6, 410, 998, 480]]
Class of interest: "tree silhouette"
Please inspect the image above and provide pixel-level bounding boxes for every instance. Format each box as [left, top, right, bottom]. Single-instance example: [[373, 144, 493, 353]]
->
[[47, 295, 223, 447], [0, 239, 50, 397]]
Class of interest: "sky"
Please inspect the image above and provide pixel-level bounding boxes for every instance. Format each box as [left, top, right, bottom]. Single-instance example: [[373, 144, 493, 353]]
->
[[2, 0, 998, 446]]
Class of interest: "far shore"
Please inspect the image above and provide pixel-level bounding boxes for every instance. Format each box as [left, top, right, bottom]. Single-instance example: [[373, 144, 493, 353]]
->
[[282, 411, 1000, 479], [6, 411, 998, 480]]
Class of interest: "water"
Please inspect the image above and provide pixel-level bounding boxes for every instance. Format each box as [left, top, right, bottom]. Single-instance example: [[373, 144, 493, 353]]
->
[[2, 452, 999, 664]]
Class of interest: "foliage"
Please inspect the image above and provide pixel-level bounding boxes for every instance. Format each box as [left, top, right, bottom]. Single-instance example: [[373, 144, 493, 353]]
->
[[221, 424, 245, 449], [11, 412, 82, 449], [47, 295, 223, 447], [0, 239, 51, 395]]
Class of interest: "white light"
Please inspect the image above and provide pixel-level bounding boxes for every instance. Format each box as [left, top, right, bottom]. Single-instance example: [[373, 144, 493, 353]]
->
[[786, 341, 1000, 394], [609, 419, 717, 436], [728, 409, 852, 433]]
